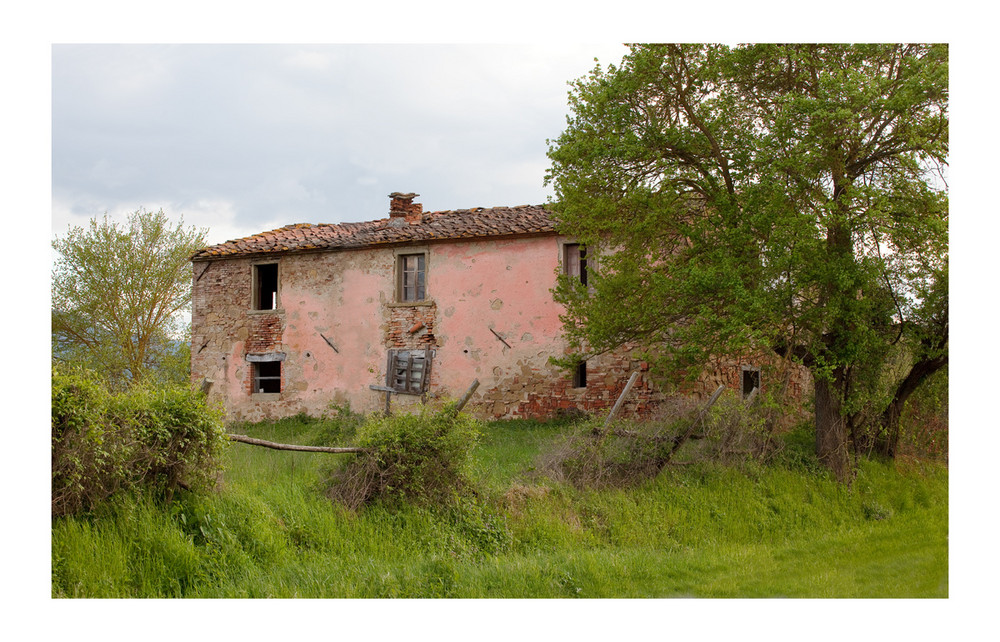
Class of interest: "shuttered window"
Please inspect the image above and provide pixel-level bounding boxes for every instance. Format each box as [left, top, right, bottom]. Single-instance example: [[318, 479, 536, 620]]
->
[[387, 349, 433, 395]]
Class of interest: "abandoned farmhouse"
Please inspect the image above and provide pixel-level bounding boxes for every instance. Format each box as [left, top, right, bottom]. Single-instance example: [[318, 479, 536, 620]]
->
[[190, 193, 809, 422]]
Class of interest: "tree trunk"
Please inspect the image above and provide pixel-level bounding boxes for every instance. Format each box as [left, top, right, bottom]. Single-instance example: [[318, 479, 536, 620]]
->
[[814, 370, 852, 482], [878, 401, 903, 459], [875, 354, 948, 458]]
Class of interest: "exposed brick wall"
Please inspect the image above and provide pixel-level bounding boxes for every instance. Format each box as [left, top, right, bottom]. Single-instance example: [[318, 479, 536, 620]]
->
[[386, 304, 437, 349], [246, 313, 283, 353], [191, 258, 250, 390], [193, 246, 401, 422], [191, 257, 291, 409], [473, 349, 662, 419]]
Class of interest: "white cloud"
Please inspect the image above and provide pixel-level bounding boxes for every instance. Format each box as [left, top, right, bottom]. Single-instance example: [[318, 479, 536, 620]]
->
[[282, 48, 339, 73], [180, 198, 287, 245], [50, 193, 277, 249], [52, 43, 629, 237]]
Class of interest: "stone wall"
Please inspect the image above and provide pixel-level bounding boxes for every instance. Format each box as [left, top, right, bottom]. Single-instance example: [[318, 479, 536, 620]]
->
[[471, 345, 812, 420]]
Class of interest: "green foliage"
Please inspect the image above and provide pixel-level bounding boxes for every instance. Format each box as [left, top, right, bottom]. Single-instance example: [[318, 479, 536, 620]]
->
[[151, 327, 194, 387], [51, 416, 947, 598], [324, 404, 482, 509], [51, 366, 228, 516], [447, 497, 514, 557], [694, 393, 782, 464], [545, 44, 948, 475], [51, 208, 207, 389], [898, 366, 949, 460], [307, 403, 367, 447]]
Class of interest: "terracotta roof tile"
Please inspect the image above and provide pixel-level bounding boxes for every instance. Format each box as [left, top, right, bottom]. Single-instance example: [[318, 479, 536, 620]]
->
[[191, 204, 557, 260]]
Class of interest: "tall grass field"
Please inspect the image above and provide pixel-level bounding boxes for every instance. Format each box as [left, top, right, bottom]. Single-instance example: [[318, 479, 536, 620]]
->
[[51, 413, 947, 598]]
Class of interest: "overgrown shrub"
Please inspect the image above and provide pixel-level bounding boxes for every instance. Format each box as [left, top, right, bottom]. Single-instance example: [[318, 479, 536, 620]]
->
[[323, 404, 481, 510], [52, 367, 228, 517], [536, 419, 675, 489], [536, 392, 781, 489], [694, 394, 782, 465]]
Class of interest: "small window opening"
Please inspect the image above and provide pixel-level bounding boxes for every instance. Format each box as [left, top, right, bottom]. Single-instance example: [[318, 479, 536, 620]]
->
[[388, 349, 433, 394], [254, 361, 281, 394], [573, 360, 587, 388], [254, 263, 279, 310], [398, 254, 426, 302], [564, 243, 588, 285], [742, 367, 760, 399]]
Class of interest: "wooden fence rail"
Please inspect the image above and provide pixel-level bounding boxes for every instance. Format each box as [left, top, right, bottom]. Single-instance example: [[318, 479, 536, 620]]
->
[[226, 434, 366, 454]]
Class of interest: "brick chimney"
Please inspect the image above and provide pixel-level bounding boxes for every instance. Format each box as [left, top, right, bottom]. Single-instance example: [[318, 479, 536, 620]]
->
[[389, 192, 422, 221]]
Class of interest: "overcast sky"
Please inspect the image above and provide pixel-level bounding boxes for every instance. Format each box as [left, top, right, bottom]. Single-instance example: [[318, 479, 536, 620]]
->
[[52, 43, 628, 246]]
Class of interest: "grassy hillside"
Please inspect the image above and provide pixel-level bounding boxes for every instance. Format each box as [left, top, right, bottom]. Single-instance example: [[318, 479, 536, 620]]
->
[[51, 414, 948, 598]]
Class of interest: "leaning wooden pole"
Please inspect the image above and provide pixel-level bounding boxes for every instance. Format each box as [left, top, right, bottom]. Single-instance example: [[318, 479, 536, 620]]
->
[[453, 378, 480, 414], [604, 371, 641, 427], [227, 433, 367, 454], [668, 384, 726, 459]]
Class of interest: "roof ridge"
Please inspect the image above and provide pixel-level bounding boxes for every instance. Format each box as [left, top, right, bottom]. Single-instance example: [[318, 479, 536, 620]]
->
[[192, 203, 556, 260]]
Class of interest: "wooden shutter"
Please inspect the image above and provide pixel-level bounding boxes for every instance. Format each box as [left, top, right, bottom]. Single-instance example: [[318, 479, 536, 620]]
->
[[387, 349, 433, 394]]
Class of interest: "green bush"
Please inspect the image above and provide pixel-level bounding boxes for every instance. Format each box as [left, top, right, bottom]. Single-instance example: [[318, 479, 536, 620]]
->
[[52, 366, 228, 516], [324, 404, 481, 510], [695, 393, 781, 465]]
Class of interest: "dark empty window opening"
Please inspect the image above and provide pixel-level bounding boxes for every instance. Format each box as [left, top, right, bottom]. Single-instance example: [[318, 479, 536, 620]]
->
[[254, 263, 279, 310], [253, 361, 281, 394], [399, 254, 426, 302], [573, 360, 587, 388], [742, 367, 761, 398], [564, 243, 588, 285], [388, 349, 433, 395]]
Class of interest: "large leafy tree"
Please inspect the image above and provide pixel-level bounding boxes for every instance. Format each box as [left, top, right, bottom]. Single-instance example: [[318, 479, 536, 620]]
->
[[547, 44, 948, 480], [52, 208, 207, 389]]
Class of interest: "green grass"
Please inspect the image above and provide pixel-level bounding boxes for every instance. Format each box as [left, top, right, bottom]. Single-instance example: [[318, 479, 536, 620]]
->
[[51, 415, 948, 598]]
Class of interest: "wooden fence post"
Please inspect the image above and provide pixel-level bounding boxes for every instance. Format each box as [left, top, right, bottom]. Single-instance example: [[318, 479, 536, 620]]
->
[[369, 384, 396, 416]]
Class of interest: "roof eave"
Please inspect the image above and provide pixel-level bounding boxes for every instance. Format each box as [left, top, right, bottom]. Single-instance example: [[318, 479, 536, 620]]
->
[[189, 229, 560, 263]]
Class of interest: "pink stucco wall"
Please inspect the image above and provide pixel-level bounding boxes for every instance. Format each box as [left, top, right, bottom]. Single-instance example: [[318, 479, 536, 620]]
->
[[426, 237, 565, 393], [191, 235, 575, 421]]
